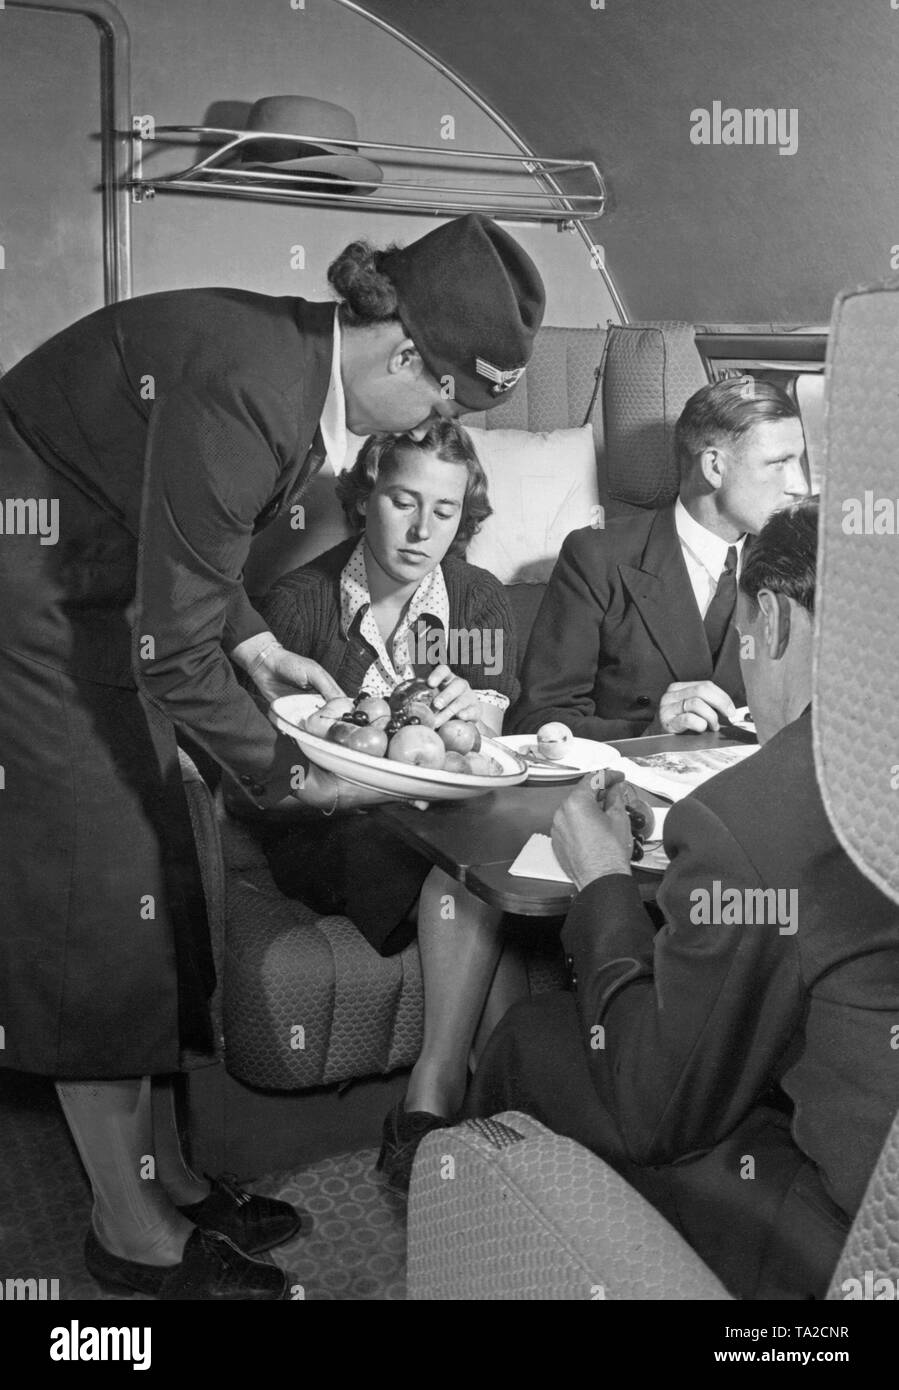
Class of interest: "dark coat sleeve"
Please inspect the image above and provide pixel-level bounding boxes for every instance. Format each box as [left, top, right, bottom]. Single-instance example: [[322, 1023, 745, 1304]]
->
[[509, 528, 645, 741], [560, 793, 804, 1165], [132, 376, 307, 805], [256, 572, 329, 666]]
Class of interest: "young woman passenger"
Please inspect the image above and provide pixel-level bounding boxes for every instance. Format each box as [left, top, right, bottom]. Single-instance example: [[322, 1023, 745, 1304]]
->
[[231, 421, 525, 1188]]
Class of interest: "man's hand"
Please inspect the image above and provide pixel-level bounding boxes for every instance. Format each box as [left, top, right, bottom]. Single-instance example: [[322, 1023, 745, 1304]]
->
[[551, 771, 634, 892], [249, 644, 345, 704], [653, 680, 736, 734]]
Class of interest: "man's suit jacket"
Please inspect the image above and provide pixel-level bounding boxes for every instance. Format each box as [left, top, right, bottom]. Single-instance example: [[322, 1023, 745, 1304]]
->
[[509, 506, 745, 740], [0, 290, 333, 804], [562, 708, 899, 1221]]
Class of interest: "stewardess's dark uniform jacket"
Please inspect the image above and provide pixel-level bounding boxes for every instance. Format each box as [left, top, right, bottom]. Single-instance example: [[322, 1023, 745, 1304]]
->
[[0, 290, 333, 1076]]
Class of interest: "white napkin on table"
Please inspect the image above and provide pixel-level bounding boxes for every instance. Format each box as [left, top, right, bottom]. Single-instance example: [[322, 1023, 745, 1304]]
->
[[509, 807, 670, 882]]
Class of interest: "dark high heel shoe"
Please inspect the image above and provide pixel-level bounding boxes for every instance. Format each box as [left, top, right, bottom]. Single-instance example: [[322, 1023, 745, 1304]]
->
[[84, 1226, 289, 1300], [376, 1101, 452, 1194]]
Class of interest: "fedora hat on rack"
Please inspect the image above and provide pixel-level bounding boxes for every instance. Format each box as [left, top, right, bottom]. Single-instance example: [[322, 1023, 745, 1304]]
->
[[226, 95, 382, 193]]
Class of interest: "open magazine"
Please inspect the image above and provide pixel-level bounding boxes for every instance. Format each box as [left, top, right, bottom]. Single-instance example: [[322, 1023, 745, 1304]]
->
[[616, 744, 761, 803]]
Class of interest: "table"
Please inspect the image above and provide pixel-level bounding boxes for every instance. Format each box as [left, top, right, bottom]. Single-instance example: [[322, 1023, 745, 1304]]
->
[[377, 730, 748, 915]]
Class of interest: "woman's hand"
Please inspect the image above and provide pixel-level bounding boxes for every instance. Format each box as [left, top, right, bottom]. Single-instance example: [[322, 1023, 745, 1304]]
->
[[249, 643, 345, 704], [426, 665, 482, 728]]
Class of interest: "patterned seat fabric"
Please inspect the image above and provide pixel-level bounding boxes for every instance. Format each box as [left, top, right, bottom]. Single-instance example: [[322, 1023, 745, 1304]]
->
[[407, 1111, 732, 1300], [601, 321, 708, 509], [217, 807, 567, 1089], [816, 279, 899, 1296], [223, 863, 424, 1088]]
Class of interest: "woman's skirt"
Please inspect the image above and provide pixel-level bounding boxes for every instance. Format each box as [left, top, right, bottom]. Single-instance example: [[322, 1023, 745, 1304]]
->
[[0, 407, 213, 1077], [258, 812, 430, 957]]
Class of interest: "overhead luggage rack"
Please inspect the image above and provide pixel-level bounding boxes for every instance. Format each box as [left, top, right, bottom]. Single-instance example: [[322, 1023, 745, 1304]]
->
[[127, 124, 607, 225]]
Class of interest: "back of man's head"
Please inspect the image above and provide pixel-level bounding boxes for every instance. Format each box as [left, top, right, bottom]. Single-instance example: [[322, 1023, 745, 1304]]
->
[[676, 378, 800, 479], [739, 496, 818, 616], [735, 498, 818, 742]]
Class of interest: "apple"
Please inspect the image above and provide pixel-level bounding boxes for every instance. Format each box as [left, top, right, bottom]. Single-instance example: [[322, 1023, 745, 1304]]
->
[[462, 752, 494, 777], [347, 725, 388, 758], [627, 794, 655, 840], [328, 722, 357, 747], [442, 751, 469, 774], [405, 700, 438, 729], [389, 678, 433, 713], [438, 719, 479, 754], [387, 726, 446, 769], [304, 710, 339, 739], [356, 697, 391, 723], [320, 697, 355, 720], [370, 714, 392, 731]]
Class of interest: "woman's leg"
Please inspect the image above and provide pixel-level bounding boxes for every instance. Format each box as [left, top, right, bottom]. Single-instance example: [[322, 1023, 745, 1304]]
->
[[470, 939, 530, 1070], [56, 1077, 194, 1265], [149, 1076, 211, 1206], [405, 867, 510, 1118]]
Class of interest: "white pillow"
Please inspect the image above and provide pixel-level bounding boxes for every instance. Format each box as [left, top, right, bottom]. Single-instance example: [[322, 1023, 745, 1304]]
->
[[464, 424, 600, 583]]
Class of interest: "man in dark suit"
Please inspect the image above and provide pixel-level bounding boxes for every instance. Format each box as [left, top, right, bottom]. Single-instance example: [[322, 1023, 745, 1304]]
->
[[510, 378, 808, 740], [469, 500, 899, 1298]]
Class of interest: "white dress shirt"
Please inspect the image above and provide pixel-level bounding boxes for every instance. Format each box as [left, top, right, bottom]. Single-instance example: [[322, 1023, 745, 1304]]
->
[[317, 309, 348, 476], [674, 498, 747, 619]]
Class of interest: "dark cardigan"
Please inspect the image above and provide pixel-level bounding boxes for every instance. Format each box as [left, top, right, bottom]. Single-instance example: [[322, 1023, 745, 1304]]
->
[[257, 536, 520, 705]]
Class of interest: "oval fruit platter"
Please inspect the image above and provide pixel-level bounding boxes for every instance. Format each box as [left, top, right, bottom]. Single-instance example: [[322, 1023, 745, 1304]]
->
[[270, 684, 528, 802]]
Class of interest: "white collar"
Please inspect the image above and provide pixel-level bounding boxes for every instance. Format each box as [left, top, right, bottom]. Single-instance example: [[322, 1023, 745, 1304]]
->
[[318, 308, 348, 476], [675, 497, 747, 579], [339, 538, 451, 696]]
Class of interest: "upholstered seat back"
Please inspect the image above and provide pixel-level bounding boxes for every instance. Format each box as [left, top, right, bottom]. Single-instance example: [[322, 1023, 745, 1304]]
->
[[813, 279, 899, 1296], [461, 320, 707, 511]]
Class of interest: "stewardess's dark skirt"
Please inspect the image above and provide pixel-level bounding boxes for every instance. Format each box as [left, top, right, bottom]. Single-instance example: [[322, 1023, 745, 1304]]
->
[[260, 813, 428, 957], [0, 409, 213, 1077]]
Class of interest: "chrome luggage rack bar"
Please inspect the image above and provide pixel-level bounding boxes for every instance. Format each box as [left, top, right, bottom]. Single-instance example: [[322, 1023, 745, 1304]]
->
[[128, 125, 606, 224]]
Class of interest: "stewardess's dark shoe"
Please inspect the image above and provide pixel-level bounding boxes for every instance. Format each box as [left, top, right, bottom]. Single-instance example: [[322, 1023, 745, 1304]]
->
[[178, 1173, 303, 1254], [84, 1226, 289, 1300]]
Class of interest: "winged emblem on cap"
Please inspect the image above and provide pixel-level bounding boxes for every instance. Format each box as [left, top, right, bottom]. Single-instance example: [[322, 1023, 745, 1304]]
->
[[475, 357, 527, 395]]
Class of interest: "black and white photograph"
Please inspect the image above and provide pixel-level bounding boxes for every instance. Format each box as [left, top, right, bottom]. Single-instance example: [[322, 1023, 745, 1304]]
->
[[1, 0, 898, 1352]]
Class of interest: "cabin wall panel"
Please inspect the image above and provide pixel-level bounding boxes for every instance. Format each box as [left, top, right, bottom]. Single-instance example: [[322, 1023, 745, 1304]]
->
[[0, 9, 105, 367], [1, 0, 617, 367], [364, 0, 899, 324]]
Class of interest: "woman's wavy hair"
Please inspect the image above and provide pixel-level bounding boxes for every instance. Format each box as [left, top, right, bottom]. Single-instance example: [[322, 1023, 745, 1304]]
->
[[335, 420, 492, 559], [327, 239, 402, 326]]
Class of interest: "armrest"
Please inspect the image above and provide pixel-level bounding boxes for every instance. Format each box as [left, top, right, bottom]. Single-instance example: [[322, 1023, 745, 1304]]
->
[[827, 1107, 899, 1299], [178, 747, 226, 1053], [406, 1111, 733, 1301]]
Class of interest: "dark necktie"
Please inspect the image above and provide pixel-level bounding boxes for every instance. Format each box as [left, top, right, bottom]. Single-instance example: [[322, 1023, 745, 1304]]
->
[[703, 545, 738, 660], [253, 426, 327, 534]]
